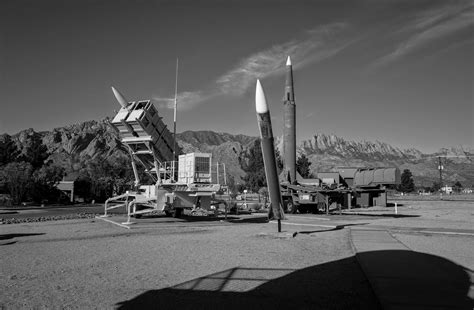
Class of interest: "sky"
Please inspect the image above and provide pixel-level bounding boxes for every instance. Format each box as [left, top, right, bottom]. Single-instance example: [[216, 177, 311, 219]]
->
[[1, 0, 472, 153]]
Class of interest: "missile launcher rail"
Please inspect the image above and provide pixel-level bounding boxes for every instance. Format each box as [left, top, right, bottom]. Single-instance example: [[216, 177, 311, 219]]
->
[[108, 99, 177, 183]]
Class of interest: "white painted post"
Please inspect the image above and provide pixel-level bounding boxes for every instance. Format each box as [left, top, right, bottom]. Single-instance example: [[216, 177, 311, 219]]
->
[[223, 164, 227, 185], [122, 196, 135, 225]]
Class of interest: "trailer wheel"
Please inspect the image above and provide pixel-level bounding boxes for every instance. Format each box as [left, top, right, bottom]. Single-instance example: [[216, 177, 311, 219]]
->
[[299, 205, 308, 214], [286, 201, 297, 214], [172, 208, 182, 218]]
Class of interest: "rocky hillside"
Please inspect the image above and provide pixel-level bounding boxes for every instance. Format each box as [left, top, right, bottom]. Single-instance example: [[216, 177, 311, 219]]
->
[[176, 130, 258, 181], [295, 134, 473, 188], [2, 120, 473, 188]]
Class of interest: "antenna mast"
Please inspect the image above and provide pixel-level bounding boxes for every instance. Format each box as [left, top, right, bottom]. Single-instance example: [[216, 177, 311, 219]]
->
[[172, 58, 179, 181]]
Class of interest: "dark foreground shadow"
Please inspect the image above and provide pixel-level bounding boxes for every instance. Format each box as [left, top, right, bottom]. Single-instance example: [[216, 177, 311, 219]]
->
[[0, 233, 45, 240], [298, 223, 370, 235], [339, 212, 420, 218], [116, 250, 472, 310], [0, 241, 17, 246], [386, 202, 404, 207], [226, 215, 269, 224], [141, 214, 269, 224], [0, 211, 18, 215], [356, 250, 473, 309]]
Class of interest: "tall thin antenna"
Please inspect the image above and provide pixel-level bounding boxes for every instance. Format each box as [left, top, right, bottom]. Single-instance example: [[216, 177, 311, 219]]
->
[[173, 58, 179, 161], [171, 58, 179, 182]]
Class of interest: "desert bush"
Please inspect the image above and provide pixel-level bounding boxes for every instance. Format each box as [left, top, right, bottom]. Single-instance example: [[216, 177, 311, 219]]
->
[[0, 161, 33, 205]]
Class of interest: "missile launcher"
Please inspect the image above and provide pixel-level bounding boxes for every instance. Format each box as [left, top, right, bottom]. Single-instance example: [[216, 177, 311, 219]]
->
[[109, 98, 175, 172], [102, 87, 226, 222]]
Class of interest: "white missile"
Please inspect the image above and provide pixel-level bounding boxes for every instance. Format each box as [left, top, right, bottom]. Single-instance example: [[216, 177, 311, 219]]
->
[[286, 55, 291, 66], [255, 80, 268, 113], [255, 79, 284, 226], [111, 86, 130, 109]]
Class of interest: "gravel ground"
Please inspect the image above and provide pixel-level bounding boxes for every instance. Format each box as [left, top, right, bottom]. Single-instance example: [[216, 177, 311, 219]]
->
[[389, 194, 474, 201], [0, 213, 99, 224], [2, 199, 472, 309], [391, 232, 474, 270], [0, 218, 380, 309], [367, 200, 474, 231]]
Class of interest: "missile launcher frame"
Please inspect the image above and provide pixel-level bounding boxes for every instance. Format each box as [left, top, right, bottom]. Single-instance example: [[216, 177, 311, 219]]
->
[[102, 89, 226, 220]]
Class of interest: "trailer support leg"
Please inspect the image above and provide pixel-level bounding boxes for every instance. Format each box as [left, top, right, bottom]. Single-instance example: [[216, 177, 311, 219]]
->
[[326, 196, 329, 215]]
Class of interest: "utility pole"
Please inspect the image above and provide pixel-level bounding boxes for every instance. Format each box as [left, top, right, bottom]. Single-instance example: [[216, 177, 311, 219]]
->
[[438, 156, 443, 198]]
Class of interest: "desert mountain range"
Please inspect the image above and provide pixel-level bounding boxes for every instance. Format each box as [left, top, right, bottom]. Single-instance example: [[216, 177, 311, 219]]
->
[[4, 119, 473, 188]]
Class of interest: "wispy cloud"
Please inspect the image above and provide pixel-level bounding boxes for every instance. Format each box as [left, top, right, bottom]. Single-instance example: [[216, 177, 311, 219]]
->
[[371, 2, 474, 69], [153, 91, 218, 111], [155, 22, 355, 110], [216, 23, 353, 95]]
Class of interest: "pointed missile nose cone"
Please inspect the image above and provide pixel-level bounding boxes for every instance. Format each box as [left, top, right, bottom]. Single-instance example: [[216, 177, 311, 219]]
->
[[286, 56, 292, 66], [255, 79, 268, 113], [111, 86, 129, 109]]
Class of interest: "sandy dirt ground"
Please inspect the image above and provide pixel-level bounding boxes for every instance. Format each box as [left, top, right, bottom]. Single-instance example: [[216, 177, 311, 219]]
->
[[1, 217, 378, 309], [1, 199, 472, 309], [350, 200, 474, 267]]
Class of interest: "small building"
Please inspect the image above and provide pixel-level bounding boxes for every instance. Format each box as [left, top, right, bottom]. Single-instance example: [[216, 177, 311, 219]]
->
[[441, 186, 453, 194], [56, 172, 79, 203]]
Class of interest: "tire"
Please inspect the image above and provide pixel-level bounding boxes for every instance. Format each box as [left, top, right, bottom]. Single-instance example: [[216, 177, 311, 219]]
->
[[286, 201, 297, 214], [172, 208, 182, 218], [299, 206, 308, 214]]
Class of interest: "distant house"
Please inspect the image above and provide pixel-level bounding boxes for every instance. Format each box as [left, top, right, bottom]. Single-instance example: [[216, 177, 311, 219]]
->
[[56, 172, 79, 203], [441, 186, 453, 194], [462, 188, 473, 194]]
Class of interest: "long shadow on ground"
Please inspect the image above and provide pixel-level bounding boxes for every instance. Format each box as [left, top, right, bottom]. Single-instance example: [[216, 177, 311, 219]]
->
[[0, 233, 45, 240], [116, 250, 472, 310], [339, 213, 420, 218], [137, 214, 269, 224]]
